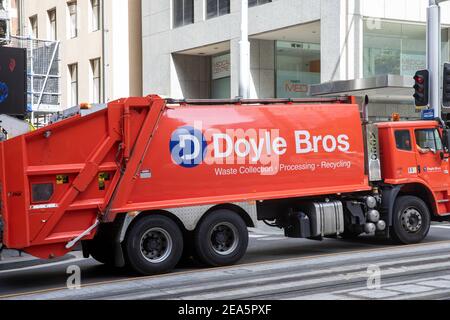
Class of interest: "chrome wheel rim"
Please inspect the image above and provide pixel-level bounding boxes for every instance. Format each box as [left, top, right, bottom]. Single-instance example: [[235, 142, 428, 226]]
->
[[140, 228, 173, 264], [401, 207, 423, 233], [209, 222, 239, 256]]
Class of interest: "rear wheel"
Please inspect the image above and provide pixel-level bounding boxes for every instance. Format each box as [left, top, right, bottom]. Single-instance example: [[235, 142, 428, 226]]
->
[[85, 225, 116, 266], [390, 196, 431, 244], [194, 210, 248, 267], [87, 240, 115, 266], [124, 215, 183, 275]]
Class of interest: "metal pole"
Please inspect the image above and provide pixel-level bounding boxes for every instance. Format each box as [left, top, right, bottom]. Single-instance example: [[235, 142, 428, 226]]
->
[[101, 0, 106, 103], [427, 0, 442, 118], [239, 0, 250, 99]]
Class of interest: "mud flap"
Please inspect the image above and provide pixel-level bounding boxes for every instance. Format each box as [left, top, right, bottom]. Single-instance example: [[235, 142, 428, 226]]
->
[[380, 185, 403, 239]]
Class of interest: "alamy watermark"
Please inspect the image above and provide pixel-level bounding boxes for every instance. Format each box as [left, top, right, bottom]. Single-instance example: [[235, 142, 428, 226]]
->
[[66, 265, 81, 290], [366, 265, 382, 290]]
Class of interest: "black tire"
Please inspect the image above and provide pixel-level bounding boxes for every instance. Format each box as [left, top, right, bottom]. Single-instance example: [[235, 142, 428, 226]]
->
[[87, 240, 116, 266], [124, 215, 183, 275], [194, 210, 248, 267], [85, 224, 116, 266], [177, 232, 197, 267], [390, 196, 431, 244]]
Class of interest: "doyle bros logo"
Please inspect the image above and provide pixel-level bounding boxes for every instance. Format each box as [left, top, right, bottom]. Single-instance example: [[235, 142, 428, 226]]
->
[[170, 126, 208, 168], [170, 124, 351, 169]]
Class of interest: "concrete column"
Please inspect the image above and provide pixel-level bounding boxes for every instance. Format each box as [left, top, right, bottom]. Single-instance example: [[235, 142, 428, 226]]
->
[[321, 0, 363, 82], [230, 37, 240, 98], [194, 0, 204, 23], [250, 39, 275, 99]]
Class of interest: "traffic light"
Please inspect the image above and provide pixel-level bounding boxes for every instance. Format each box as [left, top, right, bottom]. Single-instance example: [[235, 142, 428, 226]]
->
[[443, 63, 450, 107], [413, 70, 429, 107]]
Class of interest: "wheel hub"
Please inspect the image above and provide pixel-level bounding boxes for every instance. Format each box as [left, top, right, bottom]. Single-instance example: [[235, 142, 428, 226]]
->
[[401, 208, 423, 233], [209, 223, 239, 256], [140, 228, 173, 264]]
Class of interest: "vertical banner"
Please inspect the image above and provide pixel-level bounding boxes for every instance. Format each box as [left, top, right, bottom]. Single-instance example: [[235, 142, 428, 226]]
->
[[0, 47, 27, 116]]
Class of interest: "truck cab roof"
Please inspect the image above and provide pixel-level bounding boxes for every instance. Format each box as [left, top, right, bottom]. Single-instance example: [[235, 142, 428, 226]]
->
[[377, 120, 439, 129]]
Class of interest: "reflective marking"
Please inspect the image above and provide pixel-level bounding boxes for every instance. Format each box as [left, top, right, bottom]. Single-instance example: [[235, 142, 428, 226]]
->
[[249, 234, 268, 239], [30, 203, 58, 210]]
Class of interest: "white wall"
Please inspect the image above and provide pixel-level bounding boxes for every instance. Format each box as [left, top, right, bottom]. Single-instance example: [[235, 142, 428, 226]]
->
[[142, 0, 450, 99]]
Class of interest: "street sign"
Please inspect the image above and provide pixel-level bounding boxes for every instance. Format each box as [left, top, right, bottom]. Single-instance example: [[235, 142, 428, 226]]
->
[[421, 109, 435, 120]]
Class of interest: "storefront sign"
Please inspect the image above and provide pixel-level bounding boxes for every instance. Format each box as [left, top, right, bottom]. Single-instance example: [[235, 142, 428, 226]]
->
[[212, 53, 231, 80], [283, 80, 309, 93]]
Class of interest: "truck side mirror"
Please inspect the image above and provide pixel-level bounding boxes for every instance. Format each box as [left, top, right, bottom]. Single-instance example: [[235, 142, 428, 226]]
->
[[443, 129, 450, 154]]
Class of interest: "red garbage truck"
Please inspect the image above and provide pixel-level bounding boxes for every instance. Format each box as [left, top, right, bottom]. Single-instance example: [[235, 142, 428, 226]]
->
[[1, 95, 449, 275]]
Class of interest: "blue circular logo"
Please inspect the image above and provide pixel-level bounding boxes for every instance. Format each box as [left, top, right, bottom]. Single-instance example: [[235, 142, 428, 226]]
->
[[170, 126, 208, 168], [0, 82, 8, 104]]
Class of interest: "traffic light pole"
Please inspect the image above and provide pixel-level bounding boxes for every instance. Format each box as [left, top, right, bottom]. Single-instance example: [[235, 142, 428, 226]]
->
[[427, 0, 448, 118]]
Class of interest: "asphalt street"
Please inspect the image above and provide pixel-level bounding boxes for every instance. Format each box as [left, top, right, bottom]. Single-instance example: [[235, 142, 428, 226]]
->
[[1, 223, 450, 300]]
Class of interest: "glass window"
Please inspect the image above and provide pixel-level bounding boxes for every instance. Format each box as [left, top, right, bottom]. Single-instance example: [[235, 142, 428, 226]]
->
[[91, 0, 100, 32], [207, 0, 230, 19], [395, 130, 412, 151], [48, 9, 57, 41], [69, 63, 78, 106], [364, 20, 449, 77], [211, 52, 231, 98], [68, 1, 77, 38], [276, 41, 321, 98], [415, 129, 443, 151], [249, 0, 272, 7], [90, 58, 101, 104], [173, 0, 194, 28], [29, 15, 38, 38], [0, 19, 7, 39]]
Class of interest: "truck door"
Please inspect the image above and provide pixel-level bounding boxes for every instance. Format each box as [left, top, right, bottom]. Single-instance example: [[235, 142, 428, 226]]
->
[[414, 128, 449, 192]]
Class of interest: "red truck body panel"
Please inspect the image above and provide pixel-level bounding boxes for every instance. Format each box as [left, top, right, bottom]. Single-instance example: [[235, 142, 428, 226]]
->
[[0, 96, 370, 259]]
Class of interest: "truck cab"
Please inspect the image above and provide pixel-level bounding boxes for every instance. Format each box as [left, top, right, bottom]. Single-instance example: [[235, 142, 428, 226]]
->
[[378, 120, 450, 219]]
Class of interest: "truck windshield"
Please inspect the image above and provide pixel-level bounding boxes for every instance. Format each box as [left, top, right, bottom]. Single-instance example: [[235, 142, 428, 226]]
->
[[415, 129, 443, 151]]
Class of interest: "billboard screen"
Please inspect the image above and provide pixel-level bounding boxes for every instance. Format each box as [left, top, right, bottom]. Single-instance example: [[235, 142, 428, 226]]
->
[[0, 47, 27, 116]]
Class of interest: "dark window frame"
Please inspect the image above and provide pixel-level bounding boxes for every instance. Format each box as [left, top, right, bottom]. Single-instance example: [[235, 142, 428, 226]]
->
[[395, 130, 413, 151], [249, 0, 272, 8], [173, 0, 194, 28], [31, 183, 54, 203], [207, 0, 230, 20], [415, 128, 443, 151]]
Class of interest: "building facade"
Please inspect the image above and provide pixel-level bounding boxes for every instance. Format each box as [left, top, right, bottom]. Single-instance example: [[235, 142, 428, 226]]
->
[[142, 0, 450, 119], [20, 0, 142, 109]]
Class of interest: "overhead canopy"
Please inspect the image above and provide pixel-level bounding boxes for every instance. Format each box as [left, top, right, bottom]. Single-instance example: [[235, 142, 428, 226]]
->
[[309, 74, 415, 104]]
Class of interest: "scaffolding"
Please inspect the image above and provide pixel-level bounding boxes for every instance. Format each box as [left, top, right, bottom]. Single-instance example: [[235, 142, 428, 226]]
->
[[0, 0, 10, 46], [10, 35, 61, 127]]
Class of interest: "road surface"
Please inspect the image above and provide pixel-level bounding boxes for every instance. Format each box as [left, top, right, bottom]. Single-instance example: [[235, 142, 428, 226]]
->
[[1, 223, 450, 300]]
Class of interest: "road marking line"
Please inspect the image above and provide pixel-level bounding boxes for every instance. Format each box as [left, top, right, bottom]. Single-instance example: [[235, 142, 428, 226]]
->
[[2, 239, 450, 300], [431, 225, 450, 230], [0, 257, 85, 275]]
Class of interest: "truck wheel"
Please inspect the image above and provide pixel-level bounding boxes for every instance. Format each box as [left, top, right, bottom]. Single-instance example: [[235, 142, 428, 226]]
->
[[87, 241, 115, 266], [390, 196, 431, 244], [124, 215, 183, 275], [194, 210, 248, 267]]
